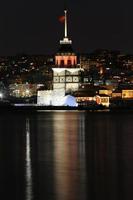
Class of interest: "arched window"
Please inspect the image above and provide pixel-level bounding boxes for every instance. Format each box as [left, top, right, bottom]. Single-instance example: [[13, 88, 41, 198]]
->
[[60, 60, 64, 66], [67, 60, 71, 66]]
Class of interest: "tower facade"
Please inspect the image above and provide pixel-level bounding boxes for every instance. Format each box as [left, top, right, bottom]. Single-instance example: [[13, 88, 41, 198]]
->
[[53, 10, 81, 94], [55, 10, 77, 67]]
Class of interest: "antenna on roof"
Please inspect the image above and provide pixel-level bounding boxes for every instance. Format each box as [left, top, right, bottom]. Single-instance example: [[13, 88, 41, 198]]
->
[[64, 10, 68, 38]]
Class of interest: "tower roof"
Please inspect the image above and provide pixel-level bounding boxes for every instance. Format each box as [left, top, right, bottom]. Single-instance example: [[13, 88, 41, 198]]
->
[[57, 10, 75, 54], [58, 43, 74, 53]]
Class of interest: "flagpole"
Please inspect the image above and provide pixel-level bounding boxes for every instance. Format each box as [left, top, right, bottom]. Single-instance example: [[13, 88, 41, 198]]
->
[[64, 10, 67, 38]]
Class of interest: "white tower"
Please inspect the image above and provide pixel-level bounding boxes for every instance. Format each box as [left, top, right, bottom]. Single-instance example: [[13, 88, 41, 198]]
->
[[53, 10, 81, 94], [55, 10, 77, 67]]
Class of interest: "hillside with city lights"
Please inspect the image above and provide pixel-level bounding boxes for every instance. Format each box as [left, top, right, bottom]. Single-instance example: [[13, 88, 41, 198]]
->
[[0, 10, 133, 111]]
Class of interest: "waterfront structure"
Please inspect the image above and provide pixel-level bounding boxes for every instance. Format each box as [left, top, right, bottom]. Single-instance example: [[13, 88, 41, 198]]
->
[[37, 90, 77, 106], [122, 90, 133, 99], [111, 86, 133, 99], [55, 10, 77, 67], [112, 90, 122, 98], [99, 89, 112, 97], [37, 10, 80, 106], [74, 90, 110, 107], [53, 10, 81, 94]]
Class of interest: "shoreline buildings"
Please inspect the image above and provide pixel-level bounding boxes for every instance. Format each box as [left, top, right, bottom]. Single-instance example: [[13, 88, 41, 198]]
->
[[0, 10, 133, 108]]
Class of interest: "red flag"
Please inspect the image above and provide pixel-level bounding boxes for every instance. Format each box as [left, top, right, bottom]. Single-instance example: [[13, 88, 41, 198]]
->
[[58, 15, 65, 23]]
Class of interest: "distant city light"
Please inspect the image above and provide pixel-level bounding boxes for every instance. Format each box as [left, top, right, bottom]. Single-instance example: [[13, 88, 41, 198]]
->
[[0, 93, 3, 99]]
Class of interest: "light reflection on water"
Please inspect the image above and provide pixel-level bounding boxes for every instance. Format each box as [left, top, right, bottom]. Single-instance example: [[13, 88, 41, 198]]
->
[[53, 112, 87, 200], [25, 118, 33, 200], [0, 111, 133, 200]]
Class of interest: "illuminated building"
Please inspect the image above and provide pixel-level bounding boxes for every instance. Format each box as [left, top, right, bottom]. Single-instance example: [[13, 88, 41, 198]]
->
[[99, 89, 112, 97], [37, 90, 77, 106], [111, 86, 133, 99], [79, 54, 90, 70], [9, 83, 37, 97], [122, 90, 133, 99], [75, 92, 110, 107], [53, 10, 81, 94], [112, 90, 122, 98], [95, 95, 110, 107], [55, 10, 77, 67], [53, 68, 81, 94], [37, 10, 80, 106]]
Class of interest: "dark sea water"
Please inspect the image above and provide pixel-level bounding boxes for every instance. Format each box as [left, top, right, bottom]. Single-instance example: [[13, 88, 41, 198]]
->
[[0, 110, 133, 200]]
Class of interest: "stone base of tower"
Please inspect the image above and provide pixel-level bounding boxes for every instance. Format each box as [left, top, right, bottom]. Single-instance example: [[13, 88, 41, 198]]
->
[[37, 90, 77, 107]]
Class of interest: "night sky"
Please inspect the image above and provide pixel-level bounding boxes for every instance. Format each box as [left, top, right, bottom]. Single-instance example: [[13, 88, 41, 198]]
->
[[0, 0, 132, 55]]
